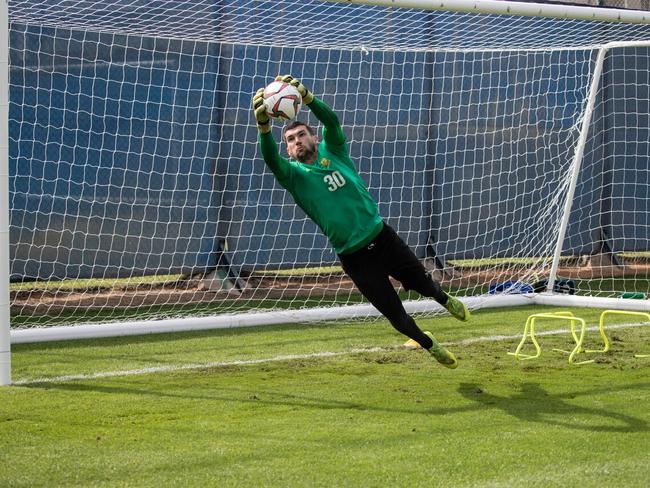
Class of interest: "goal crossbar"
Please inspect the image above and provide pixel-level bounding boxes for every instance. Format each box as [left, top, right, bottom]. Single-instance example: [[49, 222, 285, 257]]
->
[[326, 0, 650, 24]]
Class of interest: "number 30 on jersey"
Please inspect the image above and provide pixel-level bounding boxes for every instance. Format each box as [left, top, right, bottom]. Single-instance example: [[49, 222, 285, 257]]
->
[[323, 171, 346, 192]]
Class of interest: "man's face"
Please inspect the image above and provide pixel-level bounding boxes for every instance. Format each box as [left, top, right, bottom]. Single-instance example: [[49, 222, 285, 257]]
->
[[284, 125, 318, 163]]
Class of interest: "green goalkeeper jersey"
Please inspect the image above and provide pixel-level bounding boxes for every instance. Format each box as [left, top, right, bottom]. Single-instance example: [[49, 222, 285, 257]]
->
[[258, 97, 383, 255]]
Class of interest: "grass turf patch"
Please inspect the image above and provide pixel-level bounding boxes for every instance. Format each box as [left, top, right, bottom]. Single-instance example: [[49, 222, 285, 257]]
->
[[2, 305, 650, 487]]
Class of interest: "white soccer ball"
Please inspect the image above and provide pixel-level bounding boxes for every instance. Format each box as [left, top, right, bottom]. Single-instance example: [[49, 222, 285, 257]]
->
[[263, 81, 302, 121]]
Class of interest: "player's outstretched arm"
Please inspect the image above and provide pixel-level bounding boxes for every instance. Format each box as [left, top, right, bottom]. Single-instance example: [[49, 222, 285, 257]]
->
[[275, 75, 345, 147], [252, 88, 290, 180]]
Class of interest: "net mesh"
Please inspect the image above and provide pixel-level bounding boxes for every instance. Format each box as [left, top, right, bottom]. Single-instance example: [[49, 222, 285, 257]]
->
[[8, 0, 650, 329], [10, 0, 650, 50]]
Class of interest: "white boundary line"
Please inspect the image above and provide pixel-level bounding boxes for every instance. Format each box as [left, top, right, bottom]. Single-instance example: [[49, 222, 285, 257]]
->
[[11, 348, 385, 386], [12, 321, 650, 386]]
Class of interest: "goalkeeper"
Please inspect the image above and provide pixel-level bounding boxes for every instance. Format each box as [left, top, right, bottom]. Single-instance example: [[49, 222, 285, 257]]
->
[[252, 75, 469, 369]]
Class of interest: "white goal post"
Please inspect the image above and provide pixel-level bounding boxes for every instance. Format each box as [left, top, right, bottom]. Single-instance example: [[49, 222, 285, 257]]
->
[[327, 0, 650, 23], [0, 0, 9, 385], [3, 0, 650, 384]]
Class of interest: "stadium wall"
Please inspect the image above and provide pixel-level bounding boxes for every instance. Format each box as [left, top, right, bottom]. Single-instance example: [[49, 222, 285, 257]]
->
[[8, 5, 648, 280]]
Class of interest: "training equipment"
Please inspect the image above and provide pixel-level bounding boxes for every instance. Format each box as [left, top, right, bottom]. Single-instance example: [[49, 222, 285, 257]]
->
[[589, 310, 650, 357], [508, 312, 592, 365], [509, 309, 650, 364], [263, 81, 302, 120], [3, 0, 650, 384], [402, 338, 422, 349]]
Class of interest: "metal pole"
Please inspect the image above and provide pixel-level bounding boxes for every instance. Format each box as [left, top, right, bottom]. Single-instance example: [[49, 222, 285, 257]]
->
[[325, 0, 650, 24], [0, 0, 10, 385], [547, 46, 608, 293]]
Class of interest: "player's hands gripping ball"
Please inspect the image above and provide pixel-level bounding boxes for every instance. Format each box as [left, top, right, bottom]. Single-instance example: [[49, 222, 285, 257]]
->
[[275, 75, 314, 105]]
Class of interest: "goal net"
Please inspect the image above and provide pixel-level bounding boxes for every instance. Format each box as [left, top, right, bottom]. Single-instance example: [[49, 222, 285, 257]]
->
[[7, 0, 650, 340]]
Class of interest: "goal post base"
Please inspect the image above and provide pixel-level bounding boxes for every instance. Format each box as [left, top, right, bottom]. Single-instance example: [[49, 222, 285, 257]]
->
[[0, 350, 10, 385], [533, 293, 650, 312], [11, 294, 531, 344], [9, 292, 650, 346]]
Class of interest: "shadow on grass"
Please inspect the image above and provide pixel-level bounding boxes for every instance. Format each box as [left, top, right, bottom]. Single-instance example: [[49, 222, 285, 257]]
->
[[458, 382, 649, 433], [21, 378, 650, 434], [22, 380, 405, 414]]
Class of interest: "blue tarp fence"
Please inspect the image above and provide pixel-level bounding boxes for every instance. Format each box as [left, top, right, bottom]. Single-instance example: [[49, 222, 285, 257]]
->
[[8, 7, 649, 281]]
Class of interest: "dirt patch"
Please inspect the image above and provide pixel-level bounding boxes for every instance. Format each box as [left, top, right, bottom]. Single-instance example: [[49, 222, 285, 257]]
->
[[11, 261, 650, 315]]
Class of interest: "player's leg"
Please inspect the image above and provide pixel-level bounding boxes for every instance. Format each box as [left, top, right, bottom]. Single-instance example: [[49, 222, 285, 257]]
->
[[339, 250, 432, 347], [381, 225, 470, 322], [376, 225, 446, 299], [339, 250, 457, 368]]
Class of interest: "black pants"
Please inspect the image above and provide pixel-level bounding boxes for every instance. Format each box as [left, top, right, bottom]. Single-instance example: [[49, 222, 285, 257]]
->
[[338, 223, 448, 348]]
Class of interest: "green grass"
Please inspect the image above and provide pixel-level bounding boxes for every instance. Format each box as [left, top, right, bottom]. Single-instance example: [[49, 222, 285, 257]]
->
[[10, 274, 186, 292], [252, 265, 343, 276], [620, 251, 650, 258], [2, 305, 650, 487]]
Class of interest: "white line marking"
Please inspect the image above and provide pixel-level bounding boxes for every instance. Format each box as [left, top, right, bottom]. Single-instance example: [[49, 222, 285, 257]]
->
[[13, 348, 385, 385], [13, 322, 649, 386]]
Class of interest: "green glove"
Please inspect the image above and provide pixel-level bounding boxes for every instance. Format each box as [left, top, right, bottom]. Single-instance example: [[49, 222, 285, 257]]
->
[[275, 75, 314, 105], [252, 87, 271, 134]]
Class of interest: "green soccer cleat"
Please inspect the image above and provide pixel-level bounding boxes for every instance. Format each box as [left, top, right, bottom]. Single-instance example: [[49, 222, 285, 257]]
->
[[444, 295, 470, 322], [424, 331, 458, 369]]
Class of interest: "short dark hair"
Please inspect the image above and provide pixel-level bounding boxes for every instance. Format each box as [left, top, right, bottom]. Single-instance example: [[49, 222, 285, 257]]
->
[[282, 120, 315, 141]]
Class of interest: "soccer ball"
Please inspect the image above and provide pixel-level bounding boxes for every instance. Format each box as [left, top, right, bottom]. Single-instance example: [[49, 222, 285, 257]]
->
[[263, 81, 302, 120]]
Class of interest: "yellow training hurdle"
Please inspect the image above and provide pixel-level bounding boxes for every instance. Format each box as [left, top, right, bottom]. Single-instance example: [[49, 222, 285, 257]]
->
[[509, 309, 650, 364], [507, 311, 592, 365], [588, 310, 650, 358]]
